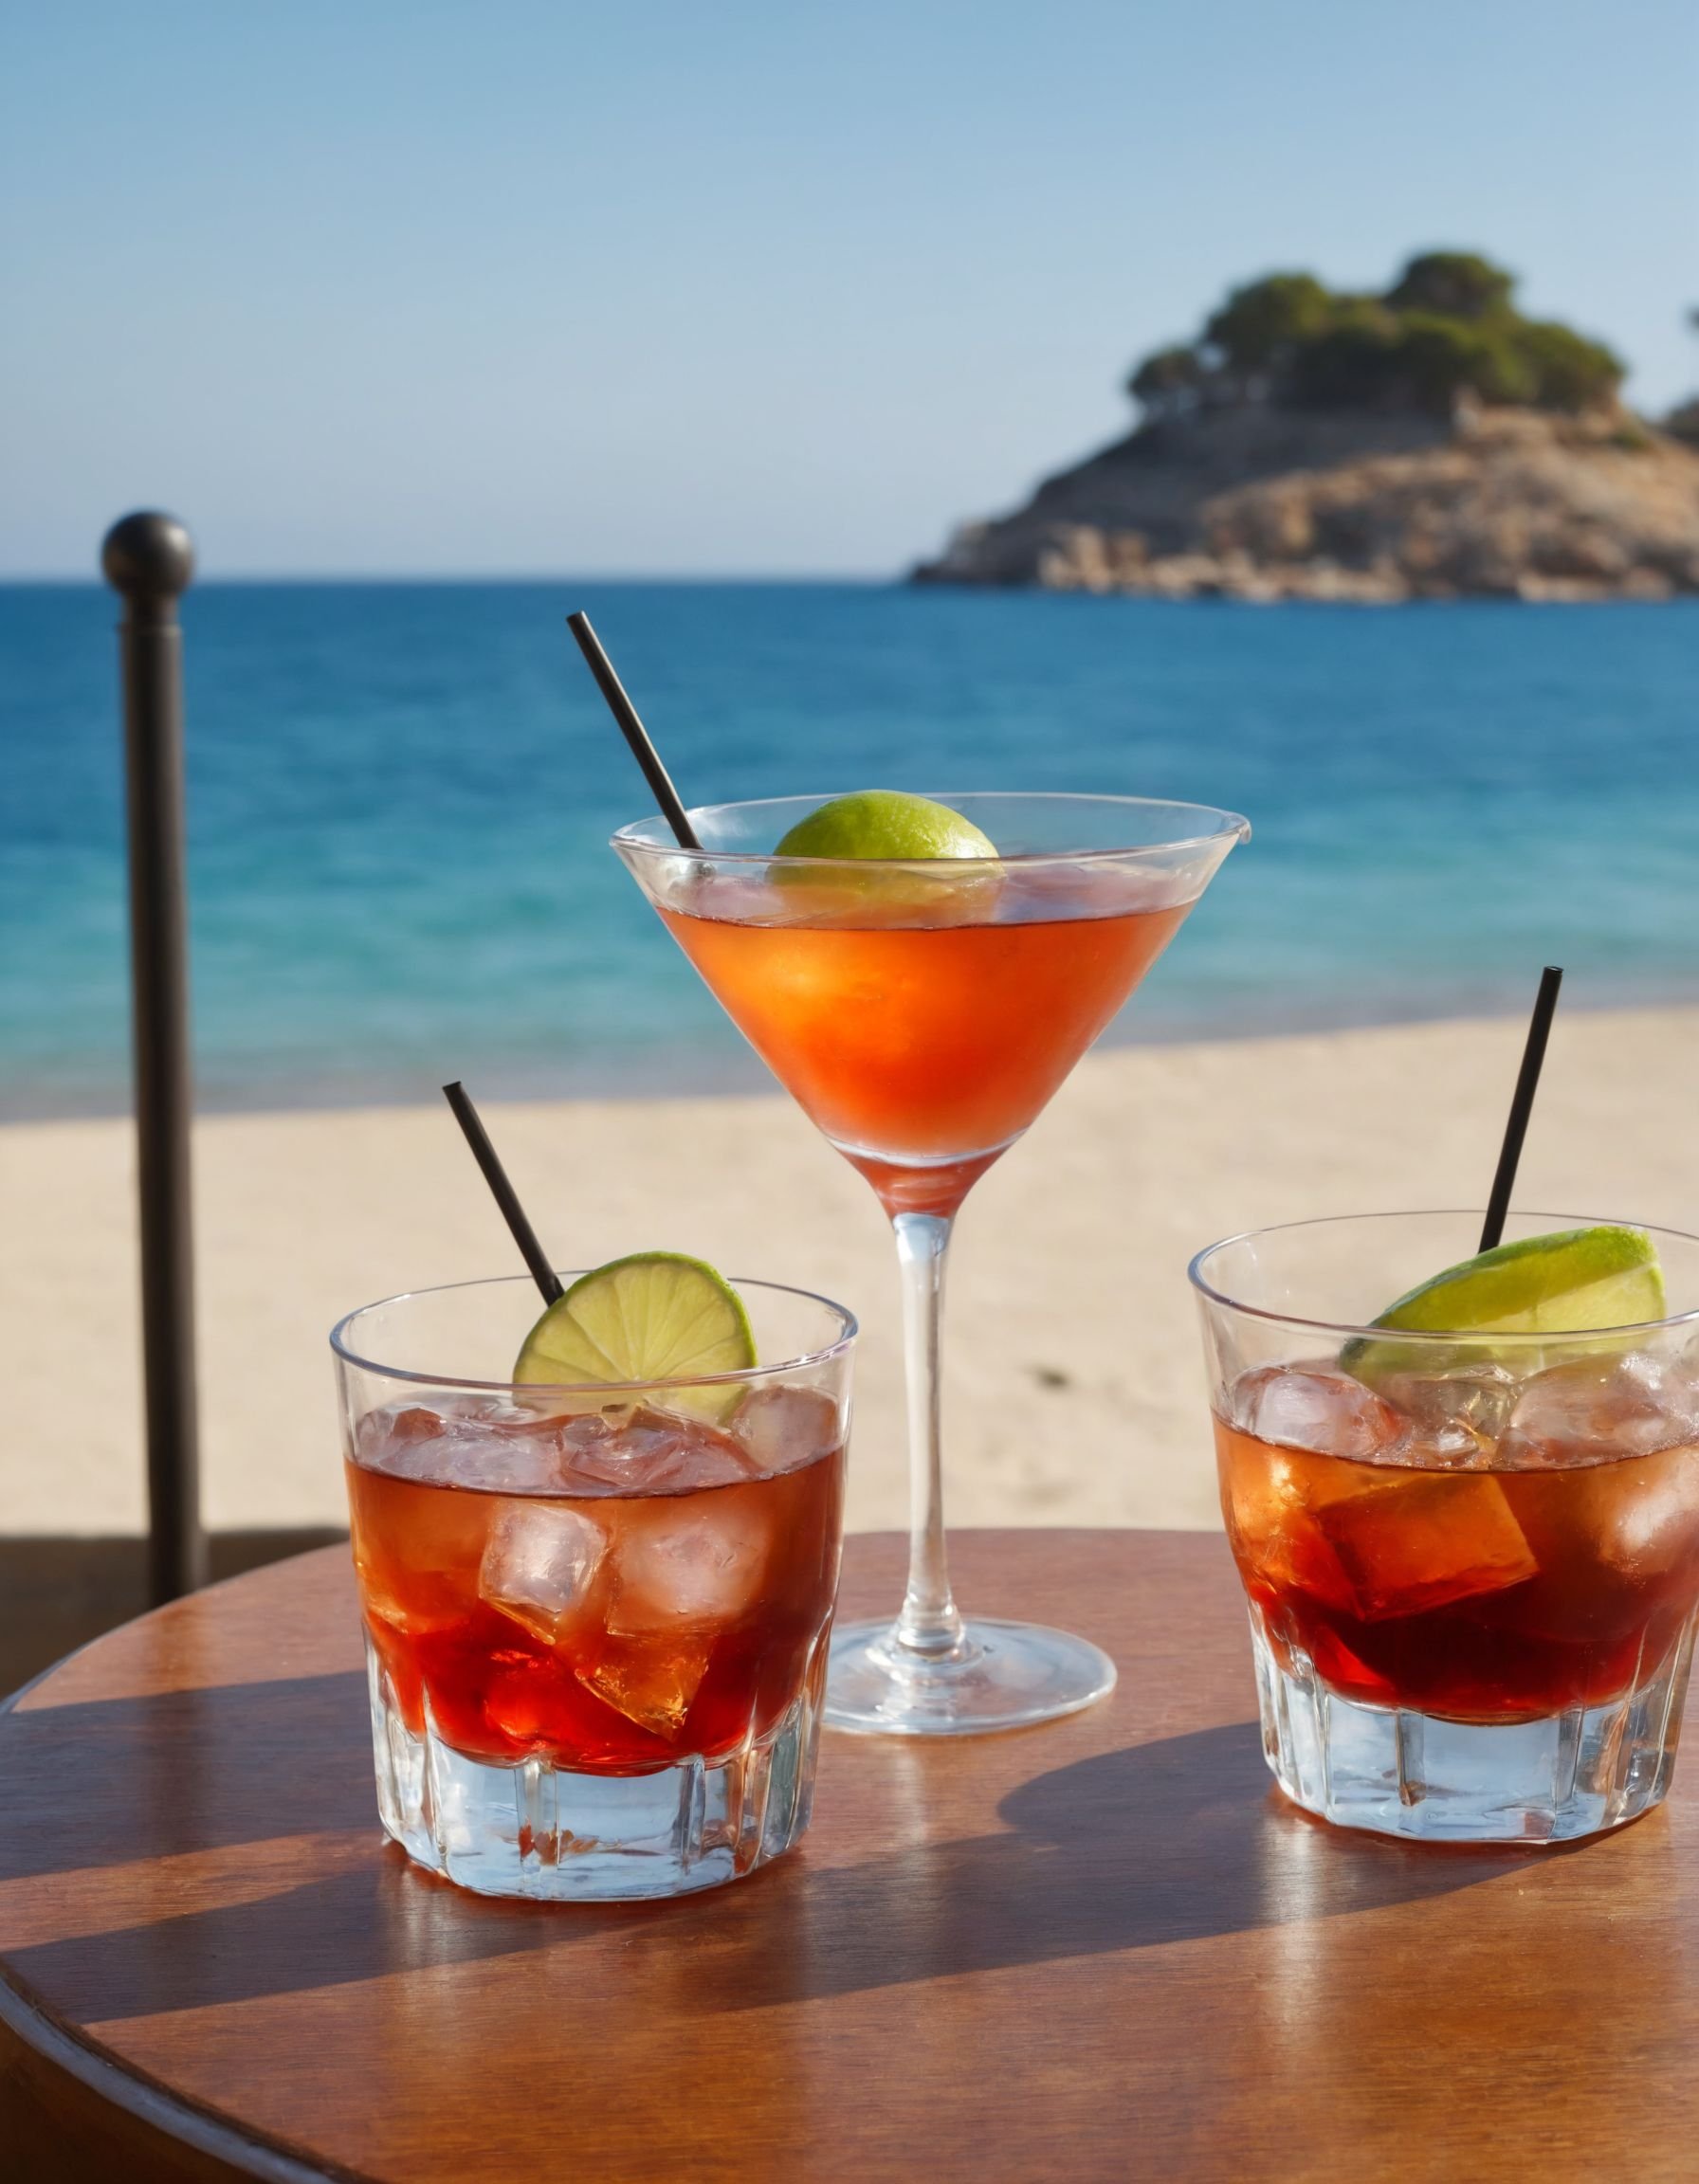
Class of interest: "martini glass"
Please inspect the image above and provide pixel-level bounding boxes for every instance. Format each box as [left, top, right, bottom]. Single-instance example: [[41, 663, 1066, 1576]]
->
[[614, 792, 1248, 1734]]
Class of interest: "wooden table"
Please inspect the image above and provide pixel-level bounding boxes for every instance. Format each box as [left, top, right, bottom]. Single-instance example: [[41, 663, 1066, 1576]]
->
[[5, 1532, 1698, 2182]]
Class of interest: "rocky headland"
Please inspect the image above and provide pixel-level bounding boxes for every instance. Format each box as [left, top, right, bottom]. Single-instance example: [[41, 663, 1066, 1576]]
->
[[914, 254, 1699, 602]]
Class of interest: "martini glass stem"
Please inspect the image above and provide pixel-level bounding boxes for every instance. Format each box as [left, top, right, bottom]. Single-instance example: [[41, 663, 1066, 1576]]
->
[[890, 1210, 966, 1657]]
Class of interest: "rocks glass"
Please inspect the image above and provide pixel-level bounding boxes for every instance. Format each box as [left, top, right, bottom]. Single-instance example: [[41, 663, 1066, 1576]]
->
[[335, 1273, 854, 1898], [1193, 1211, 1699, 1842]]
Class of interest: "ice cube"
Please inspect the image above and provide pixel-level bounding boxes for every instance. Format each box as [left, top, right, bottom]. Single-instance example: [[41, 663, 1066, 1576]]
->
[[610, 1497, 774, 1630], [1378, 1364, 1518, 1465], [1233, 1365, 1407, 1461], [545, 1413, 644, 1491], [555, 1406, 763, 1495], [1668, 1338, 1699, 1428], [475, 1426, 585, 1497], [1220, 1447, 1357, 1614], [579, 1636, 712, 1736], [356, 1402, 442, 1465], [479, 1502, 610, 1643], [1507, 1353, 1699, 1465], [1311, 1471, 1538, 1620], [733, 1384, 843, 1474], [356, 1400, 473, 1480], [1502, 1445, 1699, 1629], [355, 1398, 569, 1494], [1585, 1446, 1699, 1574]]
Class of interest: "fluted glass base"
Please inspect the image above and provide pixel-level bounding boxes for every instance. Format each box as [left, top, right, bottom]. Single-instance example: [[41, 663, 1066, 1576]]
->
[[1251, 1608, 1698, 1843], [824, 1615, 1116, 1736], [365, 1634, 824, 1899]]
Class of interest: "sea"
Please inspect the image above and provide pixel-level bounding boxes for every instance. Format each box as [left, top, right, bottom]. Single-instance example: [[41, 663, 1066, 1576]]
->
[[2, 580, 1694, 1119]]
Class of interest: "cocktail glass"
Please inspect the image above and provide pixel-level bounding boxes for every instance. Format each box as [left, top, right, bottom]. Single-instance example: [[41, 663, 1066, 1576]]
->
[[335, 1272, 855, 1897], [1192, 1210, 1699, 1841], [614, 792, 1247, 1734]]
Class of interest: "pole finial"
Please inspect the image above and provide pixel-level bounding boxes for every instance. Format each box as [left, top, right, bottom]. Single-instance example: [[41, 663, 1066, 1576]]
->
[[101, 512, 196, 606]]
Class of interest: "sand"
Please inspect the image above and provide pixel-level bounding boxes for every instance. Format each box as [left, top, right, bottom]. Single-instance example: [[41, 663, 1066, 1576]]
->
[[3, 1006, 1695, 1541]]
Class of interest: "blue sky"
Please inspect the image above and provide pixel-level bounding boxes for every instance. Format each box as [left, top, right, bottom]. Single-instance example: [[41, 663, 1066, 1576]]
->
[[3, 0, 1694, 576]]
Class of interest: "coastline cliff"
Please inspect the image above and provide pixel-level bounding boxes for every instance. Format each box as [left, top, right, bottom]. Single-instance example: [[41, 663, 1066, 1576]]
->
[[913, 253, 1699, 602]]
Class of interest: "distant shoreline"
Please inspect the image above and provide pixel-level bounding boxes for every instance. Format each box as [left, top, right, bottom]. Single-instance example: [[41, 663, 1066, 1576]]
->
[[11, 573, 1699, 599], [0, 572, 910, 592]]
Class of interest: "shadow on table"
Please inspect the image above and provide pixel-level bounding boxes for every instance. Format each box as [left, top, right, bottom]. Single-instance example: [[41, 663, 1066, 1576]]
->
[[0, 1670, 376, 1881], [0, 1666, 566, 2023], [2, 1672, 1543, 2023], [718, 1724, 1547, 2010]]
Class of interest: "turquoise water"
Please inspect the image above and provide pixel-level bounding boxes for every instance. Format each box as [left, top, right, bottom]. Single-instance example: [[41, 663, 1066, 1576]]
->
[[1, 581, 1694, 1117]]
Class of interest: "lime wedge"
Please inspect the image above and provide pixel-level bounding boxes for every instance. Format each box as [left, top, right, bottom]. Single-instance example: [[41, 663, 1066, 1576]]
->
[[775, 792, 998, 862], [1372, 1227, 1664, 1336], [1343, 1226, 1665, 1382], [514, 1251, 756, 1419]]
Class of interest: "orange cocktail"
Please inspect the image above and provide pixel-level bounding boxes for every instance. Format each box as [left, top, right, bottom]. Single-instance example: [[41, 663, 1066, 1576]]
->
[[617, 792, 1247, 1735], [660, 864, 1186, 1210]]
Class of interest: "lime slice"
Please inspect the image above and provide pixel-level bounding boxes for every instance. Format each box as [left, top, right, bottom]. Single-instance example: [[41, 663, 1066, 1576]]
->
[[1372, 1227, 1663, 1336], [514, 1251, 756, 1420], [775, 792, 998, 862], [1343, 1226, 1665, 1382]]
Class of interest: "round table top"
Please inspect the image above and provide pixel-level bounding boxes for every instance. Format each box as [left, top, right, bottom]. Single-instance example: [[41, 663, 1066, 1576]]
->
[[5, 1529, 1699, 2182]]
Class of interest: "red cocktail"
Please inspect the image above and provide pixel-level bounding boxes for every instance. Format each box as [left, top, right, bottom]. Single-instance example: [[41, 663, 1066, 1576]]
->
[[350, 1398, 844, 1770], [336, 1273, 854, 1897], [1193, 1212, 1699, 1841], [1216, 1369, 1699, 1722]]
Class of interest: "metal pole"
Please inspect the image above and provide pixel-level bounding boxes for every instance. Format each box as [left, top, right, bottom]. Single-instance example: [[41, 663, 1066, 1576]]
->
[[101, 511, 208, 1605]]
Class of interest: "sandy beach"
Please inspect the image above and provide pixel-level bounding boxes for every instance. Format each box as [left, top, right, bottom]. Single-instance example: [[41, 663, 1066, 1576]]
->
[[3, 1005, 1695, 1543]]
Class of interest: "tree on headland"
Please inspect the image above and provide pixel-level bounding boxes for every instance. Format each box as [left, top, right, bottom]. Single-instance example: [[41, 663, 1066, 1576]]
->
[[1513, 320, 1626, 412], [1126, 251, 1624, 422], [1383, 251, 1514, 321], [1127, 343, 1210, 420], [1202, 273, 1335, 380]]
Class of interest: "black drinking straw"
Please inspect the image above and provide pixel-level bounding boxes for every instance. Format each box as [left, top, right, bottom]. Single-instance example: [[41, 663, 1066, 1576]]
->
[[442, 1082, 564, 1305], [566, 610, 703, 851], [1478, 967, 1564, 1253]]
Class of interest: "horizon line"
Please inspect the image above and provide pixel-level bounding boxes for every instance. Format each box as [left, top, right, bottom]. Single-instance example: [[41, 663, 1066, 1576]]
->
[[0, 567, 905, 589]]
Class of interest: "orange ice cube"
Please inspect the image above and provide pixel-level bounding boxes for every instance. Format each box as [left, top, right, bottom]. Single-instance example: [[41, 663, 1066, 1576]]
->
[[1313, 1470, 1538, 1621], [1216, 1430, 1357, 1613], [580, 1635, 713, 1736]]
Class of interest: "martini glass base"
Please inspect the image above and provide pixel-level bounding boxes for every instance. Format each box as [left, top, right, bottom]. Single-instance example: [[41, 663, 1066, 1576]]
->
[[824, 1616, 1117, 1736]]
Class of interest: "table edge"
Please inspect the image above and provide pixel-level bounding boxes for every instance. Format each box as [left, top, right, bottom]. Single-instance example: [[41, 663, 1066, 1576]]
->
[[0, 1546, 384, 2179], [0, 1962, 340, 2183]]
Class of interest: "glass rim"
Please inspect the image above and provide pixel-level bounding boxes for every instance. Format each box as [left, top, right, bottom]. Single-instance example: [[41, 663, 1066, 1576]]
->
[[1187, 1209, 1699, 1346], [330, 1270, 858, 1394], [612, 791, 1251, 869]]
